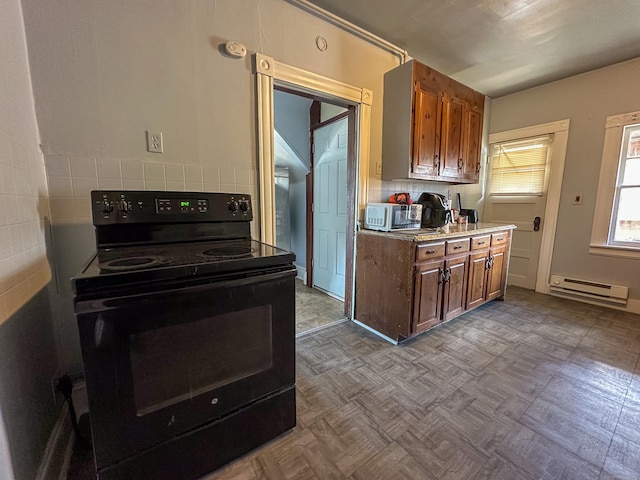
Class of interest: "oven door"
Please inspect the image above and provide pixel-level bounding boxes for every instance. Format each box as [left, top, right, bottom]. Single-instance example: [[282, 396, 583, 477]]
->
[[75, 267, 296, 469]]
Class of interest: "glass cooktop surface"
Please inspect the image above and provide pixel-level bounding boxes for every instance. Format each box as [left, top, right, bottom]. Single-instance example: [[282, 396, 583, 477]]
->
[[73, 239, 295, 295]]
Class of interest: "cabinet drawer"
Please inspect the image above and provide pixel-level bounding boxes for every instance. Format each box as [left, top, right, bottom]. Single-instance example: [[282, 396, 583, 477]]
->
[[416, 243, 445, 261], [491, 231, 509, 246], [446, 238, 470, 255], [471, 235, 490, 250]]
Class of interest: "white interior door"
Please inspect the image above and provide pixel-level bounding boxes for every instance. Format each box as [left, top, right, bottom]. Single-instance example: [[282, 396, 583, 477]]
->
[[313, 117, 348, 300]]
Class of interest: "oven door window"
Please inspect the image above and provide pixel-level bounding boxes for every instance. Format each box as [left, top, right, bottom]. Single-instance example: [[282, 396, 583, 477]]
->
[[130, 304, 273, 415]]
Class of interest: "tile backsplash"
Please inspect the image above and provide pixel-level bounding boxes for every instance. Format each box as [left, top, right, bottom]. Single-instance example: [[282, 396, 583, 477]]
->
[[45, 155, 258, 224], [368, 178, 485, 212]]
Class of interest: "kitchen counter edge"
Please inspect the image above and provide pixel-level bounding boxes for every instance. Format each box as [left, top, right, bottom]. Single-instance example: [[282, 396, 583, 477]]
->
[[358, 223, 517, 242]]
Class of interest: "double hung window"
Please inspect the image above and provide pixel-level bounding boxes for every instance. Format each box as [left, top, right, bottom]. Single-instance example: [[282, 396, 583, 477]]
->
[[609, 124, 640, 246], [590, 111, 640, 256]]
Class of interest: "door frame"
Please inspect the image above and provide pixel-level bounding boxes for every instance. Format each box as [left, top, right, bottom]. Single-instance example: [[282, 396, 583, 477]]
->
[[487, 119, 570, 293], [255, 53, 373, 317]]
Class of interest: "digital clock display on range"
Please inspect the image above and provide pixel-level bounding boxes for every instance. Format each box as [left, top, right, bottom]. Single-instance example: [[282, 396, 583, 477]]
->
[[156, 198, 208, 214]]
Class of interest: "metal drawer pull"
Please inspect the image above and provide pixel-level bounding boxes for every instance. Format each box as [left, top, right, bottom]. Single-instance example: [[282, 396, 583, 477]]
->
[[496, 237, 504, 241], [477, 241, 486, 245], [425, 249, 437, 254], [454, 245, 463, 250]]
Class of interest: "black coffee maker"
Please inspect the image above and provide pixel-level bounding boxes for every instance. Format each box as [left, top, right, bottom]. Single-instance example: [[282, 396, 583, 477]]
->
[[417, 192, 452, 228]]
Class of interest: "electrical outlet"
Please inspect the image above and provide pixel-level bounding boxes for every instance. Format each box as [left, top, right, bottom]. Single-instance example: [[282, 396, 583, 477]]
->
[[146, 131, 164, 153], [573, 193, 583, 205], [375, 161, 382, 175]]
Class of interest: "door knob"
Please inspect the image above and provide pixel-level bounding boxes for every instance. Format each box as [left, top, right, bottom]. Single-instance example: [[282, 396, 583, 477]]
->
[[533, 216, 541, 231]]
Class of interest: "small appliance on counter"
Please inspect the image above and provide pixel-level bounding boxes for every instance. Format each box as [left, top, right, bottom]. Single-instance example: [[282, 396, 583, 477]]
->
[[417, 192, 452, 228], [364, 202, 422, 231], [457, 193, 478, 224]]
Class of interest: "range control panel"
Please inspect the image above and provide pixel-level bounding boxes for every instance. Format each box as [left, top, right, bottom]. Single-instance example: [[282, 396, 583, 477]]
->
[[91, 190, 252, 225]]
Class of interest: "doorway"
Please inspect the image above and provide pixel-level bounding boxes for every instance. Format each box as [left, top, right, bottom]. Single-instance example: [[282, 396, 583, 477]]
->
[[273, 89, 352, 333], [485, 119, 570, 293], [255, 53, 373, 331]]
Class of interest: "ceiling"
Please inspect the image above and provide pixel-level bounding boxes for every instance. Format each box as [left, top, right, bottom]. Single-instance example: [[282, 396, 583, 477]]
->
[[302, 0, 640, 98]]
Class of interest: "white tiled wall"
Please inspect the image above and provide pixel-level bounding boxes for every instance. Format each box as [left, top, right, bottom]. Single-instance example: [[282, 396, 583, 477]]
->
[[45, 155, 259, 224], [0, 0, 52, 324], [0, 137, 51, 324]]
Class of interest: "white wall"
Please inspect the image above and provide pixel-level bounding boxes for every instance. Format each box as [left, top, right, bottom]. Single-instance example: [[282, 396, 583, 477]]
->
[[0, 0, 50, 332], [20, 0, 399, 373], [0, 0, 59, 478], [491, 57, 640, 301], [274, 90, 312, 268]]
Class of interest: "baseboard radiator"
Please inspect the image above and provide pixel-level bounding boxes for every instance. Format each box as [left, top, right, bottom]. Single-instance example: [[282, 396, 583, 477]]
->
[[549, 275, 629, 307]]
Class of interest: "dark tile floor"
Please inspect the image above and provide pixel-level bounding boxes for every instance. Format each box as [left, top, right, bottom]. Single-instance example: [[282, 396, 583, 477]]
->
[[68, 287, 640, 480]]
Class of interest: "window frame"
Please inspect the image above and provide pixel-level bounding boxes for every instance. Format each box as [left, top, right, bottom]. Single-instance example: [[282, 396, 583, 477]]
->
[[590, 110, 640, 258]]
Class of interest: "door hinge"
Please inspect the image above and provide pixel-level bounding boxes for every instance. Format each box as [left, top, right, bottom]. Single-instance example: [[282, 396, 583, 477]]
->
[[311, 143, 315, 154]]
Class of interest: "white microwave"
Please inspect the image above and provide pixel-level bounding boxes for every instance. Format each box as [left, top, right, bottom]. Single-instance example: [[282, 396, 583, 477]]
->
[[364, 203, 422, 232]]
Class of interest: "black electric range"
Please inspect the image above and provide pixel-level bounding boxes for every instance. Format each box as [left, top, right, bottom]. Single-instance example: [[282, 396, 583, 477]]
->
[[72, 190, 297, 480]]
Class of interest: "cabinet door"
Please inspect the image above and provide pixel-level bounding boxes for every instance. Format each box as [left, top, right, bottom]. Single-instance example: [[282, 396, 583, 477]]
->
[[411, 81, 441, 177], [442, 254, 468, 322], [412, 259, 444, 333], [467, 250, 488, 309], [439, 93, 465, 179], [461, 105, 483, 182], [486, 245, 507, 301]]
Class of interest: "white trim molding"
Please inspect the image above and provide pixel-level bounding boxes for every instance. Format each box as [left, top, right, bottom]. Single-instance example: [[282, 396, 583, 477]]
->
[[489, 119, 570, 294], [254, 53, 372, 244], [589, 110, 640, 259]]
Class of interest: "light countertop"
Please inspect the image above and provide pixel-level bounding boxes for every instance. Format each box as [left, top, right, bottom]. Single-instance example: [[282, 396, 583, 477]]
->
[[358, 222, 517, 242]]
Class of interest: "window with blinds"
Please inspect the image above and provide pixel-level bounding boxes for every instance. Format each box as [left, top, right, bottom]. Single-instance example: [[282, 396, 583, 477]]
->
[[610, 123, 640, 246], [489, 136, 551, 195]]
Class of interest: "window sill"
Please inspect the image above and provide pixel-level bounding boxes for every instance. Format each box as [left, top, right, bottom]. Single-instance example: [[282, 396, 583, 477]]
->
[[589, 244, 640, 259]]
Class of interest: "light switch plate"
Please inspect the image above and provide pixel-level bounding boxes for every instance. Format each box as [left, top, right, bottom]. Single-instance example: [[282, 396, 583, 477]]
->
[[375, 161, 382, 175]]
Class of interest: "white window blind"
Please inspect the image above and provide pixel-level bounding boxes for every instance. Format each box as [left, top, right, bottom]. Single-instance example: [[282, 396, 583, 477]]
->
[[489, 135, 551, 195], [610, 123, 640, 246]]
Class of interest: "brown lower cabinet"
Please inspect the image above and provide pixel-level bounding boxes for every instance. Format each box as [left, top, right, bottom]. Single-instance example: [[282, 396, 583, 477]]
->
[[355, 229, 512, 343]]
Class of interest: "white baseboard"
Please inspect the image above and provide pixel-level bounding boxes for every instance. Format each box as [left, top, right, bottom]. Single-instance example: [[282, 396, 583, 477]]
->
[[35, 403, 74, 480], [295, 265, 307, 284]]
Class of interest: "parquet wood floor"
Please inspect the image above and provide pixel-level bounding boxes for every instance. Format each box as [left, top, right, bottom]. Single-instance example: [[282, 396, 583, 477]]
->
[[205, 287, 640, 480]]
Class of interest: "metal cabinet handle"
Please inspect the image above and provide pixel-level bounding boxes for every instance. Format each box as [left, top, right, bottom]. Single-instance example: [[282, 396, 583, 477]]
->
[[496, 237, 504, 241], [477, 241, 485, 245], [454, 245, 462, 250], [425, 249, 437, 254]]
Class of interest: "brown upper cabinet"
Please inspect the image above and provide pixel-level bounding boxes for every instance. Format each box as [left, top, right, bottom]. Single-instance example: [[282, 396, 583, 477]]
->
[[382, 60, 485, 184]]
